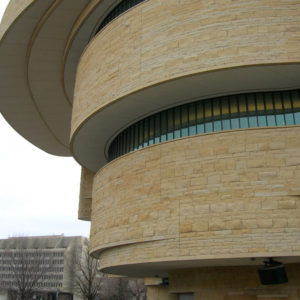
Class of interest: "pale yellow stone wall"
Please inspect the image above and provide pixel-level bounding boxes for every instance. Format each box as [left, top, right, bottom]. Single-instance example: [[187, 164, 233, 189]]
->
[[168, 264, 300, 299], [147, 286, 177, 300], [78, 167, 95, 221], [72, 0, 300, 135], [90, 127, 300, 269]]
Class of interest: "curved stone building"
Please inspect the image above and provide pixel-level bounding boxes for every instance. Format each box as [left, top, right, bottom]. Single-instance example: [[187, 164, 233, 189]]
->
[[1, 1, 300, 299]]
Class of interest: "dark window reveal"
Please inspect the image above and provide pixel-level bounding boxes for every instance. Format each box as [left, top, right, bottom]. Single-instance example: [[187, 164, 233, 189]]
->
[[108, 90, 300, 161]]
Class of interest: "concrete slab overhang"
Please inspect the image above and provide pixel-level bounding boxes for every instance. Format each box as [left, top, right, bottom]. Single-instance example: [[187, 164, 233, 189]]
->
[[71, 63, 300, 172], [100, 255, 300, 278], [1, 0, 300, 166], [0, 0, 118, 156]]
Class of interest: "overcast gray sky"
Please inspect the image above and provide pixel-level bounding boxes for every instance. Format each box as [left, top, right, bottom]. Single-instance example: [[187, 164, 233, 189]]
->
[[0, 1, 90, 239]]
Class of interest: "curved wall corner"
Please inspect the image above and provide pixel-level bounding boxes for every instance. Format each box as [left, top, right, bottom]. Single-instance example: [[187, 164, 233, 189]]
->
[[89, 127, 300, 277]]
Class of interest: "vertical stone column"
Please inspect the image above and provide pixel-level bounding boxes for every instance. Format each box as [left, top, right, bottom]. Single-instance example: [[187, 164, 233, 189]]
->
[[78, 167, 95, 221], [145, 278, 177, 300], [146, 286, 177, 300]]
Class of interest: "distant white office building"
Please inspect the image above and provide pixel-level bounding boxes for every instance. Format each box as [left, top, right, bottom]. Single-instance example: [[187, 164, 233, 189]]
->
[[0, 235, 88, 300]]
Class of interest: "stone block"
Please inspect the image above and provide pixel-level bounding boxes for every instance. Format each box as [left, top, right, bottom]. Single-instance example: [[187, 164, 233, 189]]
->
[[278, 199, 296, 209], [221, 173, 240, 183], [286, 157, 300, 166], [226, 220, 242, 230], [247, 159, 265, 168], [242, 219, 257, 229], [180, 223, 193, 233], [208, 175, 221, 184], [257, 219, 273, 228], [226, 202, 244, 212], [192, 221, 209, 232], [209, 219, 225, 231], [210, 203, 226, 213], [261, 199, 278, 210], [273, 218, 287, 228]]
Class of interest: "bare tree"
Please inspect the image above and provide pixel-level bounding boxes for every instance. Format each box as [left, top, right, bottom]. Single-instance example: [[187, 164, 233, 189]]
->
[[68, 240, 146, 300], [0, 239, 53, 300], [108, 277, 130, 300], [70, 241, 103, 300], [99, 277, 146, 300], [127, 279, 146, 300]]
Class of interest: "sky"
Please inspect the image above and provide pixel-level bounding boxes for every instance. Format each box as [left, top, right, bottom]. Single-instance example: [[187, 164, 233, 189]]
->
[[0, 1, 90, 239]]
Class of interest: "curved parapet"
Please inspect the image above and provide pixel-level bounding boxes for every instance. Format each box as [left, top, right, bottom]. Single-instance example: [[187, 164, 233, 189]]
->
[[0, 0, 113, 156], [90, 127, 300, 277], [1, 0, 300, 288], [71, 0, 300, 171], [0, 0, 34, 40], [0, 0, 90, 155], [0, 0, 71, 155]]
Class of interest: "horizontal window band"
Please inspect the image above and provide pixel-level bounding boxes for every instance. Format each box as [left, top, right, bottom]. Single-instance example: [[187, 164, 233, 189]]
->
[[108, 90, 300, 161]]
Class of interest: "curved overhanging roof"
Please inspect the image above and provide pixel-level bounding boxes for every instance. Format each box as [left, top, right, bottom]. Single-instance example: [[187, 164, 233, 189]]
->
[[0, 0, 119, 156], [100, 255, 300, 278], [1, 1, 300, 167], [71, 63, 300, 172]]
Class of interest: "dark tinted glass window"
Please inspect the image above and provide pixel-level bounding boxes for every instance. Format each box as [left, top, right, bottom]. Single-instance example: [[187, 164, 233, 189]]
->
[[108, 90, 300, 161], [95, 0, 146, 34]]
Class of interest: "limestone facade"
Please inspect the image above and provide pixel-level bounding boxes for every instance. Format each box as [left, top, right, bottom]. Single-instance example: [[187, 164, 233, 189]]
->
[[169, 264, 300, 299], [1, 0, 300, 299], [78, 167, 95, 221], [90, 127, 300, 269], [72, 0, 300, 134]]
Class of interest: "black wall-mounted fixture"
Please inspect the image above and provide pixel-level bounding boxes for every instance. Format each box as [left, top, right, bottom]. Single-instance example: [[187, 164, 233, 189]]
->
[[258, 258, 288, 285], [160, 277, 169, 286]]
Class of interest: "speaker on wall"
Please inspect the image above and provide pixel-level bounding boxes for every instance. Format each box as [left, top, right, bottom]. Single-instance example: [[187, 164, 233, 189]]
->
[[258, 258, 288, 285]]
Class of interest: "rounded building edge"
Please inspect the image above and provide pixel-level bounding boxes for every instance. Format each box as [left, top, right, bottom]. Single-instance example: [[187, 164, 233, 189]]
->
[[89, 127, 300, 277], [71, 63, 300, 172], [71, 0, 300, 171]]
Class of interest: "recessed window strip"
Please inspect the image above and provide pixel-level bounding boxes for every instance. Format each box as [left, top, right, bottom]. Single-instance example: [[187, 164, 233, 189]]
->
[[108, 90, 300, 161], [95, 0, 146, 35]]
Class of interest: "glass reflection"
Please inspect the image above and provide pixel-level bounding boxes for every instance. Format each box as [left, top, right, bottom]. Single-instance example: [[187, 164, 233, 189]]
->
[[108, 90, 300, 161]]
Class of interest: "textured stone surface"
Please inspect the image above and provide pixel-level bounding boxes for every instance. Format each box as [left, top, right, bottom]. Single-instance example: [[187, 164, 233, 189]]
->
[[72, 0, 300, 134], [78, 167, 95, 221], [169, 264, 300, 299], [146, 286, 177, 300], [90, 127, 300, 271]]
